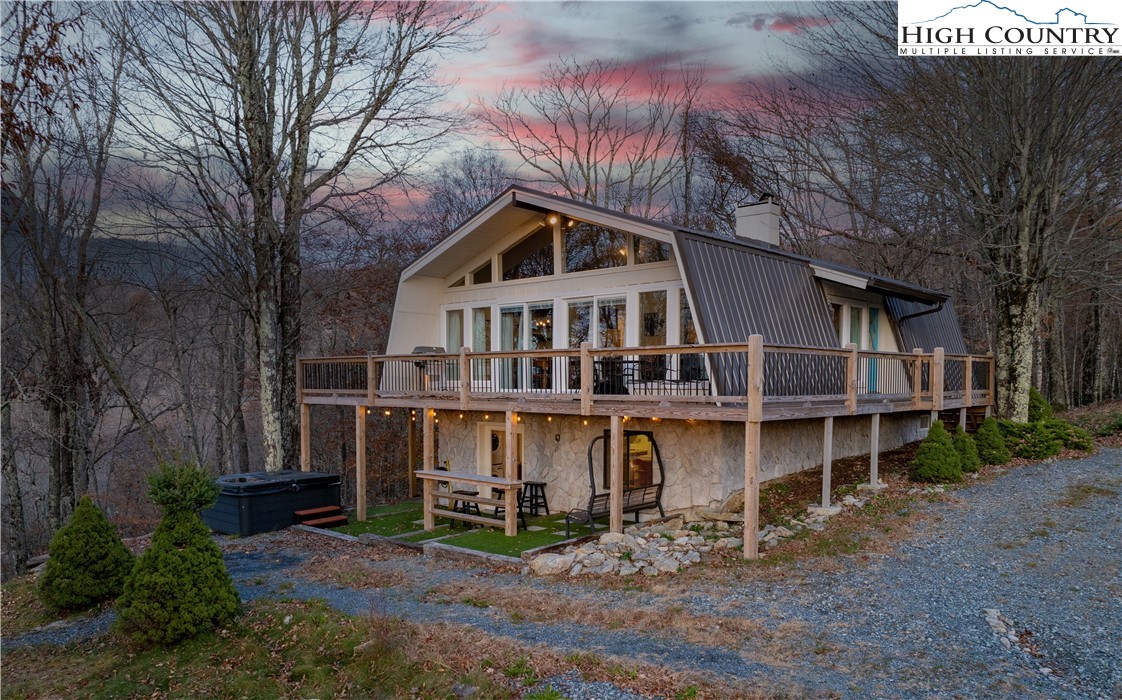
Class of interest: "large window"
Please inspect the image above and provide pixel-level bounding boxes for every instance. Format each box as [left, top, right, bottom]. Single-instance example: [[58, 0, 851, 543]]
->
[[472, 307, 491, 381], [597, 297, 626, 348], [565, 223, 628, 273], [680, 290, 705, 381], [634, 235, 671, 264], [502, 224, 554, 281], [446, 309, 464, 351]]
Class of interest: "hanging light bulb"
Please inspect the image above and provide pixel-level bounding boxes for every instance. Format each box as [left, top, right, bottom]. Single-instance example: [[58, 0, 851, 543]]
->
[[383, 409, 391, 416]]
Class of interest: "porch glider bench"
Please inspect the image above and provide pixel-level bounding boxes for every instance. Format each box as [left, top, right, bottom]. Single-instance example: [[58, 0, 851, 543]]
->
[[565, 484, 664, 538]]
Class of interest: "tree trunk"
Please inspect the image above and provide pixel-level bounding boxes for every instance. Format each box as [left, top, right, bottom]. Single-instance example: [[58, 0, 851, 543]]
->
[[2, 390, 28, 580], [995, 281, 1040, 421]]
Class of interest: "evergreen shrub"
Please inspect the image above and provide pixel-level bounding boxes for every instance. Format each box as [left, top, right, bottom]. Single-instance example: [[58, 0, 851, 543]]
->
[[1042, 419, 1093, 452], [38, 496, 134, 611], [975, 417, 1011, 465], [116, 461, 238, 645], [1028, 388, 1055, 422], [910, 422, 963, 483], [1015, 421, 1062, 460], [148, 461, 219, 513], [115, 509, 239, 645], [953, 426, 982, 473]]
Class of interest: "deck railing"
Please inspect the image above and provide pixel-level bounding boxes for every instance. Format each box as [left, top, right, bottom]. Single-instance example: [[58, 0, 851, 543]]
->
[[298, 342, 993, 417]]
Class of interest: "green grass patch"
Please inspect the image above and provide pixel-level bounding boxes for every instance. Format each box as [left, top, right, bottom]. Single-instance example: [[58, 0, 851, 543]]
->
[[334, 504, 426, 537], [0, 598, 510, 700], [0, 578, 103, 638], [397, 527, 455, 543]]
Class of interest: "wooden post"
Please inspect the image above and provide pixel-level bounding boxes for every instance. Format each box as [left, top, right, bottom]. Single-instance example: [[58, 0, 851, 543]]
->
[[504, 482, 518, 537], [743, 335, 763, 560], [959, 408, 968, 430], [932, 347, 945, 411], [869, 413, 880, 488], [580, 342, 593, 415], [609, 415, 624, 533], [423, 407, 434, 471], [407, 416, 417, 498], [912, 348, 924, 408], [366, 353, 376, 405], [987, 351, 996, 409], [505, 410, 517, 480], [964, 355, 973, 409], [422, 475, 434, 531], [355, 405, 367, 522], [459, 347, 470, 409], [300, 404, 311, 472], [845, 343, 858, 414], [821, 416, 834, 507]]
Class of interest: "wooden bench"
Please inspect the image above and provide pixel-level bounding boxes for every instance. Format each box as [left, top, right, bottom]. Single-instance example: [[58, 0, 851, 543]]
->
[[565, 484, 664, 538]]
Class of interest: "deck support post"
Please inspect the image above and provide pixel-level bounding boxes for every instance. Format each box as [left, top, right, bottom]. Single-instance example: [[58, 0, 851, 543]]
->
[[743, 335, 764, 560], [300, 403, 311, 472], [423, 407, 434, 472], [859, 413, 882, 493], [355, 405, 367, 522], [986, 351, 995, 410], [610, 415, 624, 534], [821, 416, 834, 508], [422, 475, 434, 531], [407, 416, 417, 498], [959, 408, 967, 431], [505, 410, 518, 480]]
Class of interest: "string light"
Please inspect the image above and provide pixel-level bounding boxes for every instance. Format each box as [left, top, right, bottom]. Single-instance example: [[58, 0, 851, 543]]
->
[[582, 419, 588, 426], [383, 409, 391, 416], [547, 416, 552, 422], [458, 413, 464, 419]]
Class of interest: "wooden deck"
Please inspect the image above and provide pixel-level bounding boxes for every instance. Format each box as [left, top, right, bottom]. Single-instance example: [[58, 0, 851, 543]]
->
[[298, 341, 993, 421], [299, 336, 994, 551]]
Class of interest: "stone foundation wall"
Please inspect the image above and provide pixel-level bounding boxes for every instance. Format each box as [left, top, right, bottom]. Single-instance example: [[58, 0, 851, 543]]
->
[[433, 410, 925, 513]]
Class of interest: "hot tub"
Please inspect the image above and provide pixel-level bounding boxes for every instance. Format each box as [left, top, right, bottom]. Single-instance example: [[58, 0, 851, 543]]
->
[[202, 470, 341, 536]]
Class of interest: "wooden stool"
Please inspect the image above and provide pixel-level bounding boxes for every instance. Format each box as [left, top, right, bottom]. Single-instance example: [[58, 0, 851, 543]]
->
[[493, 488, 528, 530], [452, 490, 480, 527], [521, 481, 550, 516]]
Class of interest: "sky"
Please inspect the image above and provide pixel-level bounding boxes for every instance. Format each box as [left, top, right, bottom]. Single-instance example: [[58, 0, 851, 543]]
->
[[439, 1, 834, 135]]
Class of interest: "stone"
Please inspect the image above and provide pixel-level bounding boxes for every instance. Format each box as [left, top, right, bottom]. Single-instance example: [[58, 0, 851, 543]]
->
[[530, 553, 575, 576], [715, 521, 730, 531], [654, 557, 679, 573], [583, 553, 606, 568], [807, 504, 843, 517], [662, 515, 685, 530], [594, 560, 618, 575], [599, 532, 625, 545], [700, 511, 745, 523], [452, 682, 478, 699], [1001, 638, 1012, 649], [856, 481, 886, 493], [618, 564, 640, 576], [714, 537, 743, 550], [569, 564, 583, 576], [774, 526, 794, 538], [718, 489, 745, 514], [681, 550, 701, 564], [642, 566, 659, 576]]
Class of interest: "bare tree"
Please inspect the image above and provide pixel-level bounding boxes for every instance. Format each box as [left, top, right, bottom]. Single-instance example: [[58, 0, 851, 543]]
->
[[477, 56, 705, 218], [119, 0, 488, 471], [709, 3, 1122, 420]]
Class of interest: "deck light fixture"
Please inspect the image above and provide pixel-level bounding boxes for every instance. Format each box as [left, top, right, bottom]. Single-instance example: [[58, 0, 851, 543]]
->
[[383, 409, 391, 416]]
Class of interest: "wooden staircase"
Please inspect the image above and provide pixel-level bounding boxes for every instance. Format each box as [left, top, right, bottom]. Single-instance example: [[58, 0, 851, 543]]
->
[[939, 407, 988, 434], [294, 505, 348, 529]]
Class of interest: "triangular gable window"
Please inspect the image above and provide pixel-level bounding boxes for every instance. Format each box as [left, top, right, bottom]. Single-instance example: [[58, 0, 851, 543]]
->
[[502, 223, 554, 281]]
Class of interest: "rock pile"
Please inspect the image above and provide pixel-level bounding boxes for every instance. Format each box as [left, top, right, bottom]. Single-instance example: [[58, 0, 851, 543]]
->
[[528, 515, 745, 577], [528, 488, 873, 578]]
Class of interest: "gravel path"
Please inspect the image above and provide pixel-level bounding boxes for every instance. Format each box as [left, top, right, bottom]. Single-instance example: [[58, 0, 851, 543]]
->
[[7, 448, 1119, 699]]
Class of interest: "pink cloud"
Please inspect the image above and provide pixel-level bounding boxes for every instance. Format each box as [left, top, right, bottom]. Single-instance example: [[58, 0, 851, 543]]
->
[[726, 12, 836, 34]]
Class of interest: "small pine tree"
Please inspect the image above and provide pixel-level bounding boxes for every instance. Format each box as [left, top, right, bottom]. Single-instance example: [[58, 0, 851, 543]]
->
[[115, 509, 240, 645], [1028, 388, 1054, 422], [910, 422, 963, 483], [39, 496, 134, 611], [148, 461, 219, 514], [116, 461, 239, 645], [953, 426, 982, 473], [975, 417, 1012, 465], [1015, 421, 1062, 460]]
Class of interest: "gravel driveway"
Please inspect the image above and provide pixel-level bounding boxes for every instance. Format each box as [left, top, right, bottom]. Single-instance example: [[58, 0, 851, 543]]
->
[[8, 448, 1120, 699]]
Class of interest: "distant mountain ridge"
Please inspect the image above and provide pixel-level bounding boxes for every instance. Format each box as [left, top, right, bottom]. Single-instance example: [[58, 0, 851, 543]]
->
[[918, 0, 1113, 25]]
